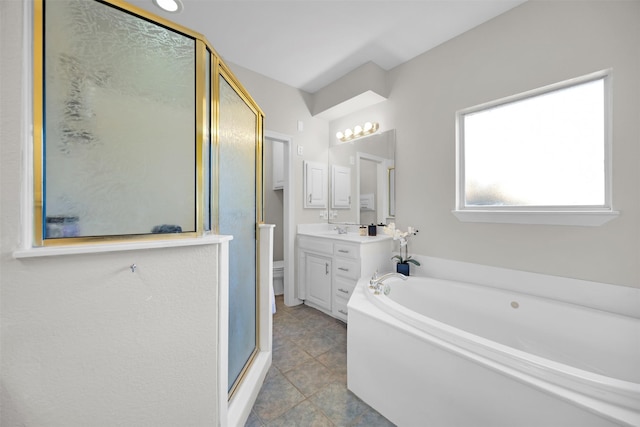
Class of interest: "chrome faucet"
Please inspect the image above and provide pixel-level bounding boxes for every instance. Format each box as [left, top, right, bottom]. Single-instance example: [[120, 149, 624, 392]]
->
[[369, 271, 407, 295], [334, 225, 348, 234]]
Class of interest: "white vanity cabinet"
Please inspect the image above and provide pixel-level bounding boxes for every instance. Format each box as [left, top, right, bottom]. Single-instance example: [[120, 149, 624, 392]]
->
[[297, 233, 392, 322], [332, 242, 361, 321]]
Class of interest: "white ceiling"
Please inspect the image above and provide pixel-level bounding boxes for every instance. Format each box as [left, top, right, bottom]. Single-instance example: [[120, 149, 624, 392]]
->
[[128, 0, 527, 93]]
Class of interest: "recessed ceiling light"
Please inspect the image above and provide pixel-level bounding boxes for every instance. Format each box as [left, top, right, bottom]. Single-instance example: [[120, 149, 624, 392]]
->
[[153, 0, 183, 13]]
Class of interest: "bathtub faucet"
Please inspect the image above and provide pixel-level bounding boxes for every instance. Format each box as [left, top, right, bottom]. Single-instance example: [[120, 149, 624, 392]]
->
[[369, 271, 407, 295]]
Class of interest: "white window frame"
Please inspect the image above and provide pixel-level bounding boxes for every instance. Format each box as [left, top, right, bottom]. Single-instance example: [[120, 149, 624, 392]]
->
[[453, 69, 618, 226]]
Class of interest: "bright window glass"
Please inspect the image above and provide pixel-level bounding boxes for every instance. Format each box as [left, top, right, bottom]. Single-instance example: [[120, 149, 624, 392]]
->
[[460, 74, 608, 208]]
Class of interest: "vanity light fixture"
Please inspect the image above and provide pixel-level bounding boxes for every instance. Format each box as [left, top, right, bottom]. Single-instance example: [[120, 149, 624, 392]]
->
[[153, 0, 184, 13], [336, 122, 379, 142]]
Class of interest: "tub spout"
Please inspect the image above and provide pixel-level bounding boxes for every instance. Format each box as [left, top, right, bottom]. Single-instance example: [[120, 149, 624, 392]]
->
[[369, 271, 407, 294]]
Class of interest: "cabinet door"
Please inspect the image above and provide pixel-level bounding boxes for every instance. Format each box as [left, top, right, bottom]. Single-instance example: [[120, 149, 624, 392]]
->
[[305, 253, 332, 310], [304, 161, 327, 208], [332, 165, 351, 209]]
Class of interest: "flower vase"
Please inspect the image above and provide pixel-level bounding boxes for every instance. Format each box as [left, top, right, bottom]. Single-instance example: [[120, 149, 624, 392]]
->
[[396, 262, 410, 276]]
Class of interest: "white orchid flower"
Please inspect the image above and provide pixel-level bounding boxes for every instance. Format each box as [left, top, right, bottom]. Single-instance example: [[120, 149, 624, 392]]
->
[[389, 225, 421, 268], [383, 223, 396, 237]]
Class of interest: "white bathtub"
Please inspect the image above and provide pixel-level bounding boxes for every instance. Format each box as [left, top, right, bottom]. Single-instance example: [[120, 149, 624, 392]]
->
[[347, 276, 640, 427]]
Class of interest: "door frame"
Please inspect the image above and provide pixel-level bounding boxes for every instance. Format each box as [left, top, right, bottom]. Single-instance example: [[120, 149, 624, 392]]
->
[[264, 130, 300, 306]]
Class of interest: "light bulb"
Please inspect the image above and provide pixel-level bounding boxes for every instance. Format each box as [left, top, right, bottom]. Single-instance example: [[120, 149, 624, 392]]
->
[[336, 131, 344, 140], [344, 129, 353, 139], [363, 122, 373, 133], [153, 0, 183, 12], [353, 125, 363, 136]]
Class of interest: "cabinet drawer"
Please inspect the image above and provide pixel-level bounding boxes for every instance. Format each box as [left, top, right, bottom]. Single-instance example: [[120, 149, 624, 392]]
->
[[334, 276, 356, 300], [334, 243, 359, 259], [298, 236, 333, 255], [333, 298, 349, 322], [334, 258, 358, 280]]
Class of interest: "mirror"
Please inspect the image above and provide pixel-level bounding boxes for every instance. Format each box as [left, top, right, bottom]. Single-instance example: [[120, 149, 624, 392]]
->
[[328, 129, 396, 225]]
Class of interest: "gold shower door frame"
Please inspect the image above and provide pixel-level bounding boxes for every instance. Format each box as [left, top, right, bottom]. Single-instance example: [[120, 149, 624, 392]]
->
[[216, 62, 264, 398], [33, 0, 264, 402]]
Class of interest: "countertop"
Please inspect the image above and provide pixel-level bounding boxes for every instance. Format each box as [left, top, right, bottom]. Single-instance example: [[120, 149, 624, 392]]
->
[[297, 223, 393, 244]]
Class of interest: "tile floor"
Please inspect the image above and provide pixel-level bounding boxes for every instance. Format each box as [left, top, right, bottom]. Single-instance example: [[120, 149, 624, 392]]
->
[[245, 295, 395, 427]]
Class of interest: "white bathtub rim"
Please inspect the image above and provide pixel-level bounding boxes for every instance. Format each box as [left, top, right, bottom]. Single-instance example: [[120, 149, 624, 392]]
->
[[355, 279, 640, 427], [411, 255, 640, 319], [365, 282, 640, 401], [362, 279, 640, 403], [369, 276, 639, 384], [392, 274, 640, 325], [349, 294, 639, 427]]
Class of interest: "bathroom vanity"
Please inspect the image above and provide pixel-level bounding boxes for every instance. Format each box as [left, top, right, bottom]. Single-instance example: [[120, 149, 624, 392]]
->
[[297, 225, 393, 322]]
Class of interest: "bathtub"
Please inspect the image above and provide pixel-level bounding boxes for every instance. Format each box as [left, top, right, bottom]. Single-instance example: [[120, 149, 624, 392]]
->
[[347, 276, 640, 427]]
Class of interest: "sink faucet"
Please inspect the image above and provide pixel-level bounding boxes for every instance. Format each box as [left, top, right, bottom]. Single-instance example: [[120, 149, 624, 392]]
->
[[369, 271, 407, 295], [334, 225, 348, 234]]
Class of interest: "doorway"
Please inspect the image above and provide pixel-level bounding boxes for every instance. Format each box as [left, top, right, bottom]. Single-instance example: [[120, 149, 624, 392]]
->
[[264, 131, 298, 307]]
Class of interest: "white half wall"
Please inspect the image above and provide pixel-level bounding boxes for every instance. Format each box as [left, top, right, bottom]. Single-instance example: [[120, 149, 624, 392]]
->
[[1, 2, 225, 425]]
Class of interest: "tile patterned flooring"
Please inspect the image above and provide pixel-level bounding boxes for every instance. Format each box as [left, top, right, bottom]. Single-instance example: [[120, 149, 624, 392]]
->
[[245, 295, 395, 427]]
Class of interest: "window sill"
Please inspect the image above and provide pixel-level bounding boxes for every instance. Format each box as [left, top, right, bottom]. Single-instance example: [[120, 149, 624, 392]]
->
[[13, 234, 233, 259], [451, 209, 619, 226]]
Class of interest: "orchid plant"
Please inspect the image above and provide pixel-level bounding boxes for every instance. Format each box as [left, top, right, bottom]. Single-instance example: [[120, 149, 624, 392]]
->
[[384, 223, 421, 266]]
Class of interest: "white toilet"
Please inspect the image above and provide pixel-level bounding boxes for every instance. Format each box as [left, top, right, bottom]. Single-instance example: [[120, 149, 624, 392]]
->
[[273, 260, 284, 296]]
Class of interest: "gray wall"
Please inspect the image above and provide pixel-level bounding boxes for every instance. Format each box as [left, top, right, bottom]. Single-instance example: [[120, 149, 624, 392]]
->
[[239, 0, 640, 288], [332, 0, 640, 287], [228, 64, 330, 227]]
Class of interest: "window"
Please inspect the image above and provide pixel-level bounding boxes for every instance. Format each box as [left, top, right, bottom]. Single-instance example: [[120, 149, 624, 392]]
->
[[454, 70, 618, 226]]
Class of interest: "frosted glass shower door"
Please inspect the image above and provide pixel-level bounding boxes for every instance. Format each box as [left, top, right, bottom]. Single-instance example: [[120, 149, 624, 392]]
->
[[218, 75, 259, 394], [42, 0, 196, 240]]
